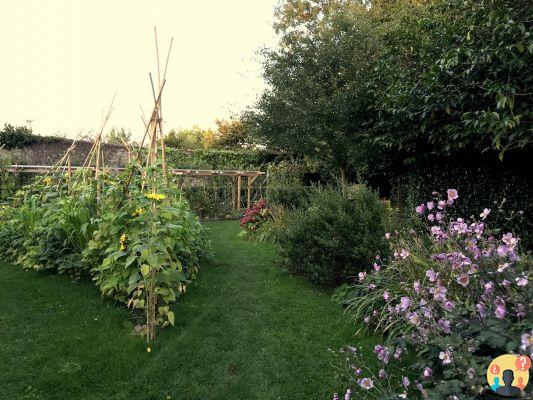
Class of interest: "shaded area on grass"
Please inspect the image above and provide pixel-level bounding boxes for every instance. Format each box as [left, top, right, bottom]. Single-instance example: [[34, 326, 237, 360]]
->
[[0, 221, 375, 400]]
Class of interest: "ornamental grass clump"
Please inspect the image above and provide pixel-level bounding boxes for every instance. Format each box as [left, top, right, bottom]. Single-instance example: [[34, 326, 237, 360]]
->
[[334, 189, 531, 399]]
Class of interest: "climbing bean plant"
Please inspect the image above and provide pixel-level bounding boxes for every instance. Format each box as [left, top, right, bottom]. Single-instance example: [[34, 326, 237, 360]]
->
[[0, 164, 210, 341]]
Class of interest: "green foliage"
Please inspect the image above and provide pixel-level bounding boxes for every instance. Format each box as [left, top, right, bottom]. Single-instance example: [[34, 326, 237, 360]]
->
[[0, 123, 37, 148], [391, 153, 533, 249], [252, 204, 292, 243], [372, 0, 533, 160], [180, 180, 237, 218], [275, 185, 388, 286], [0, 182, 97, 276], [246, 1, 380, 179], [164, 119, 254, 150], [0, 123, 63, 149], [0, 166, 210, 335], [267, 184, 309, 209], [249, 0, 532, 182], [87, 184, 207, 329], [266, 160, 311, 209], [0, 153, 15, 200], [214, 119, 253, 149], [164, 126, 217, 149], [165, 147, 283, 170], [105, 127, 132, 145]]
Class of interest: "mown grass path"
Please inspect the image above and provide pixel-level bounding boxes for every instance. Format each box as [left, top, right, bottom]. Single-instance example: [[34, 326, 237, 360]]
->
[[0, 221, 373, 400]]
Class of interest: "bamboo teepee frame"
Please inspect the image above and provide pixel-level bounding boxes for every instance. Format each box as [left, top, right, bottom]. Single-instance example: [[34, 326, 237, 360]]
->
[[140, 28, 174, 342]]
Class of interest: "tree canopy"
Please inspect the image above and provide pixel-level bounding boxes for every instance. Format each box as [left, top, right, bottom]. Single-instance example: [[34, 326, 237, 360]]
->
[[105, 127, 132, 145], [164, 119, 253, 150], [246, 0, 533, 180]]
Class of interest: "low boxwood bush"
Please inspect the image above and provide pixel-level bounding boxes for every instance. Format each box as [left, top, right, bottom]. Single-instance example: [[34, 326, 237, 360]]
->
[[277, 185, 388, 286]]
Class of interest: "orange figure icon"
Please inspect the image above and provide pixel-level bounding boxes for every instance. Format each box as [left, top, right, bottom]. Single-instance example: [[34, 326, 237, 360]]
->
[[516, 377, 526, 391]]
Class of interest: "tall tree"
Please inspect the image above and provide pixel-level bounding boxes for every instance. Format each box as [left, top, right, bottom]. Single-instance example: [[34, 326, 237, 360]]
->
[[248, 0, 532, 181], [246, 0, 384, 182], [214, 118, 251, 149], [164, 126, 217, 149], [371, 0, 533, 160]]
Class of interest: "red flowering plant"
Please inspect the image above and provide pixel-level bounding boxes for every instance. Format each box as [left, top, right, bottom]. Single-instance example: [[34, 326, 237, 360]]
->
[[240, 198, 270, 233], [332, 189, 532, 399]]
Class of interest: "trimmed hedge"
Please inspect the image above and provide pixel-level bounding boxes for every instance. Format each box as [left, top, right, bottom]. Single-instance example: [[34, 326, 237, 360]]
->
[[165, 148, 286, 171]]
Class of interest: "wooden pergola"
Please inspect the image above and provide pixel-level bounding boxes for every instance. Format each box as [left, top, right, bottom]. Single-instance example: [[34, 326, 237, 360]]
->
[[6, 164, 265, 210]]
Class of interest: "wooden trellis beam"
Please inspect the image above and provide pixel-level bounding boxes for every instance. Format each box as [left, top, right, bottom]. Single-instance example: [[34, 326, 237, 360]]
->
[[247, 175, 259, 209], [6, 164, 265, 178], [237, 175, 242, 210]]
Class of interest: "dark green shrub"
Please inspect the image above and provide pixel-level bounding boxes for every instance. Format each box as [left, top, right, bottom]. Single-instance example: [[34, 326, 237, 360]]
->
[[390, 151, 533, 249], [0, 123, 64, 149], [0, 124, 37, 149], [266, 184, 309, 209], [0, 155, 15, 200], [277, 185, 388, 286], [266, 160, 311, 209]]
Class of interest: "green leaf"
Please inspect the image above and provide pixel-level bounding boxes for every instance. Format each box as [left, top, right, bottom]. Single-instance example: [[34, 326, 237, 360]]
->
[[140, 264, 150, 277], [167, 311, 175, 326], [125, 254, 137, 268], [147, 254, 159, 267]]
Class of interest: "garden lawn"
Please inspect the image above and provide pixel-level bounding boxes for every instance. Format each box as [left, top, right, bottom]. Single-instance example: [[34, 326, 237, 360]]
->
[[0, 221, 375, 400]]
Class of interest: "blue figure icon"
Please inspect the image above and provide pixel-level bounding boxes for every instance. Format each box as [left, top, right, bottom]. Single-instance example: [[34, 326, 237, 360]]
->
[[496, 370, 521, 397], [491, 376, 501, 392]]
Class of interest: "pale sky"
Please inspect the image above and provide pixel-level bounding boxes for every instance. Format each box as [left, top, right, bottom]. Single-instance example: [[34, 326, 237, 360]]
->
[[0, 0, 278, 140]]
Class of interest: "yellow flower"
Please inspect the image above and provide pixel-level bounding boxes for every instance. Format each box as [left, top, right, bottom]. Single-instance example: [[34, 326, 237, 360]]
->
[[132, 207, 145, 217], [146, 347, 151, 353], [120, 234, 126, 251], [42, 177, 52, 185], [145, 193, 166, 201]]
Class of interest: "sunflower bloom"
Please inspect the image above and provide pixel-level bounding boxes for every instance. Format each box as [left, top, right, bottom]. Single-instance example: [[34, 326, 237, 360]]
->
[[145, 193, 166, 201]]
